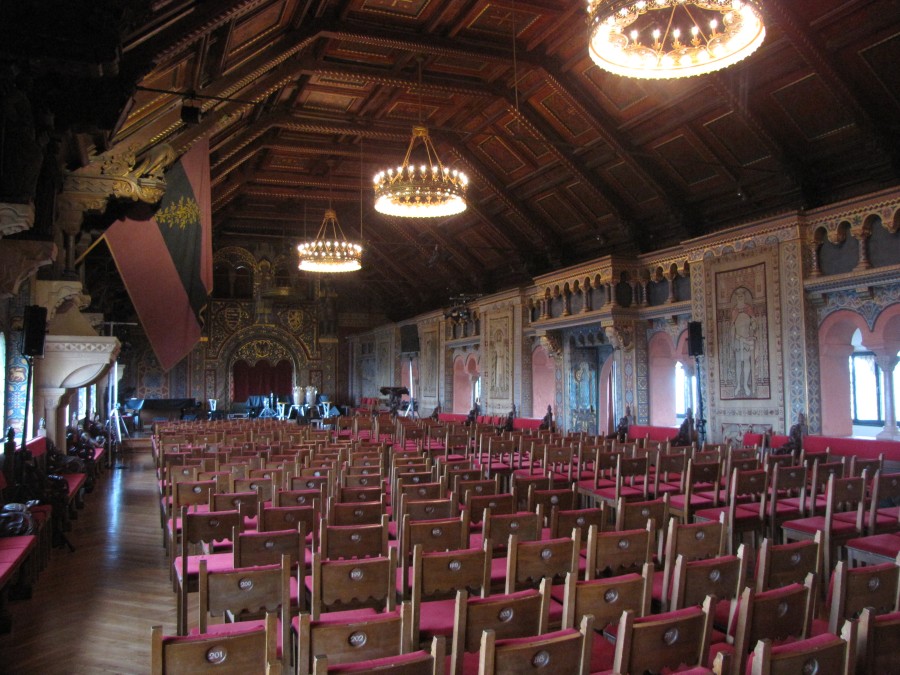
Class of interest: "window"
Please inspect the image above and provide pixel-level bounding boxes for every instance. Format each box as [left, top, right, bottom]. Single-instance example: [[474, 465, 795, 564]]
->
[[849, 351, 885, 425], [674, 362, 696, 420]]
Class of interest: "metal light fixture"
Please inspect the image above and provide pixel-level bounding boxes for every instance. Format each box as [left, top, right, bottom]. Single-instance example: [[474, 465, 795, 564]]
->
[[297, 207, 362, 273], [587, 0, 766, 80]]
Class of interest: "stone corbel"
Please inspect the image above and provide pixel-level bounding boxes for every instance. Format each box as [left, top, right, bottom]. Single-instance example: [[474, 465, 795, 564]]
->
[[0, 202, 35, 237], [0, 240, 57, 299], [56, 143, 175, 234], [35, 280, 90, 323], [604, 324, 634, 351], [536, 330, 563, 359]]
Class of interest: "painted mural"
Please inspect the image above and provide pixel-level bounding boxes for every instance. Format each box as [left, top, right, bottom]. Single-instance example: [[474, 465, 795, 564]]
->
[[715, 262, 770, 400]]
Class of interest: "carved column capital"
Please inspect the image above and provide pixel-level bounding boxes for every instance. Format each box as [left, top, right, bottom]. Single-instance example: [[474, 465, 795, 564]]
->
[[0, 202, 35, 237], [536, 330, 563, 359], [0, 240, 57, 299], [604, 324, 634, 351], [35, 279, 90, 323]]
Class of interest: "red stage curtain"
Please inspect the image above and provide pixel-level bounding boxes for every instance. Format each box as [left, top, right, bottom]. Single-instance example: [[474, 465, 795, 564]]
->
[[232, 359, 293, 401]]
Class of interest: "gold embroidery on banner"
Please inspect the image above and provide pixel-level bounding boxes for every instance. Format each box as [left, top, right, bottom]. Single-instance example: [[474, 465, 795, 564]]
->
[[157, 196, 201, 230]]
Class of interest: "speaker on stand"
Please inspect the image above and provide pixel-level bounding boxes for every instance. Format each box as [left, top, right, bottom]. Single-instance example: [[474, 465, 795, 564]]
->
[[686, 321, 707, 446]]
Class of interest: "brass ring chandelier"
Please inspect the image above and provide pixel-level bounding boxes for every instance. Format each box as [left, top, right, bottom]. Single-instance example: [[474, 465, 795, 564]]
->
[[587, 0, 766, 80]]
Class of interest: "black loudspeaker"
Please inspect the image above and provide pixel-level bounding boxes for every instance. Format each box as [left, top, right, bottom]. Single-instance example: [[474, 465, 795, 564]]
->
[[400, 324, 420, 354], [22, 305, 48, 357], [687, 321, 704, 357]]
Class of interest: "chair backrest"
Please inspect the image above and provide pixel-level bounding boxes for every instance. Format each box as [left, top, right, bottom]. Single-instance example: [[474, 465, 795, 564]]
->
[[755, 533, 823, 592], [274, 487, 324, 508], [561, 564, 653, 631], [171, 478, 215, 515], [329, 499, 385, 527], [660, 515, 726, 611], [312, 635, 445, 675], [527, 485, 577, 519], [233, 526, 305, 570], [827, 556, 900, 634], [653, 451, 687, 494], [479, 615, 593, 675], [150, 611, 278, 675], [233, 476, 274, 502], [309, 547, 397, 619], [336, 485, 383, 503], [856, 607, 900, 675], [585, 521, 654, 580], [850, 453, 883, 478], [319, 515, 389, 560], [767, 463, 807, 518], [731, 574, 816, 674], [258, 504, 317, 543], [505, 531, 579, 594], [296, 602, 410, 675], [399, 513, 470, 597], [550, 506, 606, 544], [399, 495, 457, 522], [397, 480, 446, 503], [670, 546, 748, 629], [197, 555, 291, 671], [465, 492, 515, 525], [747, 623, 855, 675], [449, 582, 550, 675], [612, 597, 715, 675], [482, 509, 542, 554]]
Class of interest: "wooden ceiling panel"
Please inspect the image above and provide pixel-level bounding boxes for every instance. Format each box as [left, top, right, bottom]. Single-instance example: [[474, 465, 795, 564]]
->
[[771, 74, 857, 142], [28, 0, 897, 321]]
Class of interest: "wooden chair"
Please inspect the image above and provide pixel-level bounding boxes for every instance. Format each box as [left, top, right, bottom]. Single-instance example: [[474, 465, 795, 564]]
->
[[151, 611, 280, 674], [409, 542, 492, 647], [585, 521, 654, 581], [550, 506, 607, 546], [527, 484, 577, 523], [560, 565, 653, 673], [670, 545, 749, 635], [319, 515, 389, 561], [504, 530, 580, 596], [174, 507, 243, 635], [295, 602, 410, 675], [694, 467, 768, 554], [782, 472, 868, 582], [745, 623, 855, 675], [754, 532, 823, 592], [196, 555, 292, 673], [864, 470, 900, 535], [612, 596, 716, 675], [721, 574, 817, 675], [764, 462, 807, 541], [511, 471, 552, 510], [652, 450, 687, 498], [164, 478, 215, 554], [397, 513, 469, 599], [855, 607, 900, 675], [480, 508, 543, 558], [478, 614, 593, 675], [826, 555, 900, 634], [588, 455, 650, 511], [309, 548, 397, 620], [449, 581, 551, 675], [657, 515, 726, 612], [668, 458, 722, 524], [329, 499, 385, 527], [615, 494, 669, 561], [312, 635, 445, 675]]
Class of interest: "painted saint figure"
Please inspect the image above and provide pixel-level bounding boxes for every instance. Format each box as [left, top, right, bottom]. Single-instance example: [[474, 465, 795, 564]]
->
[[730, 287, 756, 397]]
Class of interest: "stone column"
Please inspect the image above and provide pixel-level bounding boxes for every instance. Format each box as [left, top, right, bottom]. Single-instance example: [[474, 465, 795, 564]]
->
[[874, 352, 899, 440], [36, 387, 66, 451]]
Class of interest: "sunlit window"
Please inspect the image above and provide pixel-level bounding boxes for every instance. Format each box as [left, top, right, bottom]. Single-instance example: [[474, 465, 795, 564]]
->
[[849, 352, 885, 425], [675, 361, 696, 420]]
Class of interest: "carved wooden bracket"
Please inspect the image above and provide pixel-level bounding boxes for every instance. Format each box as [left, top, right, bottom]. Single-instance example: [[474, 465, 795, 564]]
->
[[0, 240, 57, 299]]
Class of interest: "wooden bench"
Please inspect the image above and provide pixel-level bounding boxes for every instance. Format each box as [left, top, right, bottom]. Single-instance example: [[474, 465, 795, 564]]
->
[[0, 535, 37, 633]]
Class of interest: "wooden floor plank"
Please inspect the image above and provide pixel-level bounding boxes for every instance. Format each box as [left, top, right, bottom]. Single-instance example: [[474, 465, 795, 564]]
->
[[0, 446, 174, 674]]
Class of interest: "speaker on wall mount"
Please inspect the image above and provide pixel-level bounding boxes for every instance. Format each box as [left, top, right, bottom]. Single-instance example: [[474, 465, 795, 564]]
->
[[687, 321, 704, 357], [22, 305, 48, 357]]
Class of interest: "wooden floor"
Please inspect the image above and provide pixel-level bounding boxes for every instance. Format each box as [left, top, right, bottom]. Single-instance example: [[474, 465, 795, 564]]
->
[[0, 444, 174, 674]]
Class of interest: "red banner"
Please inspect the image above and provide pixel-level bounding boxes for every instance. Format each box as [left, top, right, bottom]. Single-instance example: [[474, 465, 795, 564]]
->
[[102, 140, 212, 371]]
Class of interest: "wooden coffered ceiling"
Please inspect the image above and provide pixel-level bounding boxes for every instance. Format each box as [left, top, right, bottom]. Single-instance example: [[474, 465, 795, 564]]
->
[[6, 0, 900, 321]]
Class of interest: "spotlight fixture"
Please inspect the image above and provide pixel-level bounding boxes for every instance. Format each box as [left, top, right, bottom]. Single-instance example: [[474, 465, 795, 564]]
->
[[587, 0, 766, 80], [180, 102, 203, 125]]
